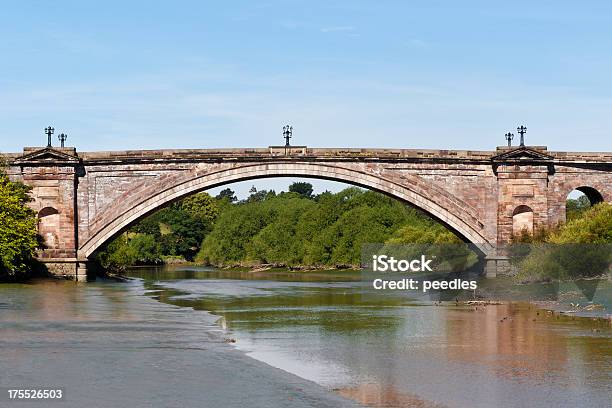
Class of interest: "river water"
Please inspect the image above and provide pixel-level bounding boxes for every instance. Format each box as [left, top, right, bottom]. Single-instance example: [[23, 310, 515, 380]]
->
[[0, 277, 358, 408], [1, 266, 610, 408], [126, 266, 611, 408]]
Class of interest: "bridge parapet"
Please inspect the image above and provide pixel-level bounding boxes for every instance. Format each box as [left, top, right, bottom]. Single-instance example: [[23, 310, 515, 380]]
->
[[4, 146, 612, 164]]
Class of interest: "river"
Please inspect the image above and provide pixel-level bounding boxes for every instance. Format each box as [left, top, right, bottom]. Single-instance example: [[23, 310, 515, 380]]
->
[[0, 266, 610, 408], [127, 265, 611, 408]]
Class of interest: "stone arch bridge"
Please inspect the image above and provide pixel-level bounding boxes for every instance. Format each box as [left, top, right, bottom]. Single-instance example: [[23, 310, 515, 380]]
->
[[3, 144, 611, 280]]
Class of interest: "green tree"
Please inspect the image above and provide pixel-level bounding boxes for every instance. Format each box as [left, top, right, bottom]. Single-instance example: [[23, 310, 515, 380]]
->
[[215, 188, 237, 202], [247, 196, 316, 264], [288, 182, 314, 199], [197, 200, 277, 265], [0, 170, 38, 279], [96, 234, 162, 270], [566, 194, 592, 221], [157, 206, 209, 260], [181, 192, 220, 224], [244, 186, 275, 203]]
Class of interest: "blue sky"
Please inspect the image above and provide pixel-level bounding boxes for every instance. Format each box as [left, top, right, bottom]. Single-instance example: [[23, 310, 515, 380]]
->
[[1, 1, 611, 159]]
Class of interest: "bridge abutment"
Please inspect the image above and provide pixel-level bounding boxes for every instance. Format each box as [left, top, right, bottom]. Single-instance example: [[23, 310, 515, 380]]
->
[[76, 260, 92, 282], [39, 258, 91, 281], [484, 256, 512, 278]]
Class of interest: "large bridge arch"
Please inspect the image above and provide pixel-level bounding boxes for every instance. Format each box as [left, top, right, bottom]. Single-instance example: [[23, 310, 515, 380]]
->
[[78, 162, 493, 258]]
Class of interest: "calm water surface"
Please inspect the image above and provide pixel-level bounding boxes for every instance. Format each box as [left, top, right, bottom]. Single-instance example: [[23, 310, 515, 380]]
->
[[0, 277, 358, 408], [127, 266, 612, 408]]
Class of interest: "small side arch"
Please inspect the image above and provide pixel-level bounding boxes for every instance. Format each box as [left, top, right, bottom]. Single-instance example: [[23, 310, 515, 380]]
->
[[38, 207, 60, 249], [512, 205, 534, 237], [38, 207, 59, 218], [564, 185, 605, 222], [572, 186, 604, 205]]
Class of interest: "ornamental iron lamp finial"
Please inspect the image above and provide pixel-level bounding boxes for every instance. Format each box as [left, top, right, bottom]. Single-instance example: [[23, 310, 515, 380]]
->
[[45, 126, 55, 148], [517, 125, 527, 146], [283, 125, 293, 147], [504, 132, 514, 147], [58, 133, 68, 148]]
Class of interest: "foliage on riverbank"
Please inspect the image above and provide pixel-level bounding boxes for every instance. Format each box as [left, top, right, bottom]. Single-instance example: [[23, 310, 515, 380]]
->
[[196, 187, 459, 267], [512, 203, 612, 282], [0, 170, 38, 280], [96, 184, 458, 270], [565, 195, 592, 221], [94, 193, 220, 270]]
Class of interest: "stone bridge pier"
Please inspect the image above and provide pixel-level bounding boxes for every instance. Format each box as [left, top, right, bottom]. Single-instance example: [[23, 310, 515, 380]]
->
[[3, 144, 611, 281]]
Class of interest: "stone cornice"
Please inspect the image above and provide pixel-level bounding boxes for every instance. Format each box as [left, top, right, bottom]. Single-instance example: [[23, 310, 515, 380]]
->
[[13, 147, 81, 166], [491, 146, 554, 162]]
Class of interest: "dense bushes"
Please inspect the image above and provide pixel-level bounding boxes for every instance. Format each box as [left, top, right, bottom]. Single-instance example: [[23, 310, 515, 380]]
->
[[94, 192, 219, 270], [95, 234, 163, 269], [196, 187, 456, 267], [513, 203, 612, 281], [549, 203, 611, 244], [96, 184, 469, 270]]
